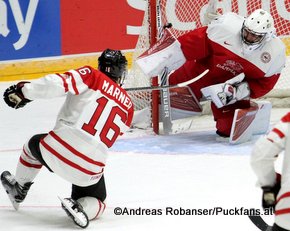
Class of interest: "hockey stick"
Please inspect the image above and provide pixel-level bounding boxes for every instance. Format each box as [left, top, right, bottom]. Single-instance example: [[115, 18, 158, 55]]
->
[[125, 69, 209, 92], [248, 215, 272, 231], [159, 66, 172, 134]]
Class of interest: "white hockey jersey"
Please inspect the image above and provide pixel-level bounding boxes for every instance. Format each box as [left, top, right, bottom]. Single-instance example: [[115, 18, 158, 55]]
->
[[251, 112, 290, 229], [22, 66, 134, 186]]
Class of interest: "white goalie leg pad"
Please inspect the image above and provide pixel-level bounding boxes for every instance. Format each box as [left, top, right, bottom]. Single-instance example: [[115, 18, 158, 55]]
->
[[77, 196, 106, 220], [229, 101, 271, 144], [251, 101, 272, 135]]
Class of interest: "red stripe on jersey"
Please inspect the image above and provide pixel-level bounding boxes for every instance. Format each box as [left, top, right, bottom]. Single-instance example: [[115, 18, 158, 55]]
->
[[19, 156, 42, 169], [56, 74, 69, 92], [275, 192, 290, 216], [276, 192, 290, 204], [49, 131, 105, 167], [40, 139, 103, 176], [70, 75, 79, 95], [275, 208, 290, 216], [272, 128, 285, 138]]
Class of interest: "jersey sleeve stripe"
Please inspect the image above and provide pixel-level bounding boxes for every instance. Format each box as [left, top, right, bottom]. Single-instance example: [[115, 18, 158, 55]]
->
[[272, 128, 285, 138], [276, 192, 290, 204], [275, 192, 290, 216], [67, 69, 89, 95], [275, 208, 290, 216], [49, 131, 105, 167], [70, 74, 79, 95], [56, 74, 69, 92], [40, 139, 104, 176]]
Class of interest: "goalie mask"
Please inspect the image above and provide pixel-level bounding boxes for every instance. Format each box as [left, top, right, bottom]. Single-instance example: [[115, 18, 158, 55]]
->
[[98, 49, 128, 85], [241, 9, 275, 55]]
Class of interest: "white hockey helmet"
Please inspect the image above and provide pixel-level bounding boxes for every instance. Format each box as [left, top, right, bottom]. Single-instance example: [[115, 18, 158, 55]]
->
[[241, 9, 275, 55]]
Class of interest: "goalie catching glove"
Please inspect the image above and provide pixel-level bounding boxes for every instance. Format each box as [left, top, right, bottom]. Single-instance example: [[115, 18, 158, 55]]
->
[[3, 82, 32, 109], [201, 73, 250, 108]]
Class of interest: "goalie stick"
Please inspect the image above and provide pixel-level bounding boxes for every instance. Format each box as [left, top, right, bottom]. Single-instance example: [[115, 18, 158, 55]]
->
[[159, 66, 172, 134], [248, 215, 272, 231], [125, 69, 209, 92]]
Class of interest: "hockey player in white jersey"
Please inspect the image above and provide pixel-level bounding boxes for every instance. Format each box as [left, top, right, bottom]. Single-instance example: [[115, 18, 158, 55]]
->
[[251, 112, 290, 231], [1, 49, 133, 228]]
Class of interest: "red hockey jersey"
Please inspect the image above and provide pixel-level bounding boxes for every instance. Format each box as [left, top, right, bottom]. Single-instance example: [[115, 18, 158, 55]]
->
[[169, 12, 286, 100]]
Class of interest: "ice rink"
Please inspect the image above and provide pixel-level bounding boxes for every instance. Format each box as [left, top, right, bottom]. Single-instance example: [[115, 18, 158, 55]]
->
[[0, 81, 287, 231]]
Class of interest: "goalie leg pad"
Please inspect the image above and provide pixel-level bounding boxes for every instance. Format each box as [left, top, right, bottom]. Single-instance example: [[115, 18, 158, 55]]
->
[[251, 101, 272, 135], [229, 101, 271, 144], [211, 100, 251, 137]]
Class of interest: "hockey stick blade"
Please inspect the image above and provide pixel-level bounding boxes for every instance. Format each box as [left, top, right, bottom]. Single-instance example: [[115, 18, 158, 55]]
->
[[248, 215, 272, 231], [125, 69, 209, 92]]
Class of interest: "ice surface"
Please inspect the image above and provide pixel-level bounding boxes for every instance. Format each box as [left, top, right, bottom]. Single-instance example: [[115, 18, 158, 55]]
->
[[0, 81, 287, 230]]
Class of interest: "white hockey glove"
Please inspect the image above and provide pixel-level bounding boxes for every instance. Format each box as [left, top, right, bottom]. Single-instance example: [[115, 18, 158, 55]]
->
[[201, 73, 250, 108]]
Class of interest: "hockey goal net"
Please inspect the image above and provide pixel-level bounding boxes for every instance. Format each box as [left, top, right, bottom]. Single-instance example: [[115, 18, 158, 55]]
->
[[125, 0, 290, 134]]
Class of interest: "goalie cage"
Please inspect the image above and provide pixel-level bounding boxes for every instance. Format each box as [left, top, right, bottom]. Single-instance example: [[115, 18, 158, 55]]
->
[[124, 0, 290, 135]]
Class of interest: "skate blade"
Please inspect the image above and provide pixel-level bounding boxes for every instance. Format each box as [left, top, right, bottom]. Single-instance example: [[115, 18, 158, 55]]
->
[[7, 192, 19, 210], [58, 196, 89, 228]]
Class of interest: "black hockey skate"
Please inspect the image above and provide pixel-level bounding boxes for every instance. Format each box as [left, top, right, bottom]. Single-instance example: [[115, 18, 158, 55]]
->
[[59, 197, 89, 228], [1, 171, 33, 210]]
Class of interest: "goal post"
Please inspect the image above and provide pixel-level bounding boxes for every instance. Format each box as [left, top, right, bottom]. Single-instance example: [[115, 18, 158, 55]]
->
[[125, 0, 290, 134]]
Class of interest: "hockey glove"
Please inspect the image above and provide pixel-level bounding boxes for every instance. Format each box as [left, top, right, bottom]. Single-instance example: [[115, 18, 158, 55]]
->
[[261, 173, 281, 211], [201, 73, 250, 108], [3, 82, 32, 109]]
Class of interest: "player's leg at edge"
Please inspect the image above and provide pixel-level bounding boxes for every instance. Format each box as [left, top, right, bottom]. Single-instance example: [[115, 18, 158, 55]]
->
[[0, 134, 43, 210]]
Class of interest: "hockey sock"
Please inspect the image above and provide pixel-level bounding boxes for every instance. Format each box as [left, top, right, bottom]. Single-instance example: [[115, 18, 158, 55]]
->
[[15, 142, 42, 186], [77, 197, 106, 220]]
